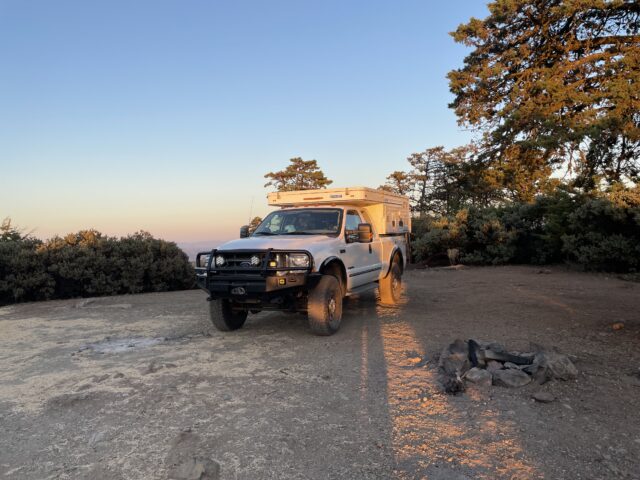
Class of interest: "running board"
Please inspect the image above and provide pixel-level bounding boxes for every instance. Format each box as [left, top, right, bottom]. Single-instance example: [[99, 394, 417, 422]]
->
[[345, 281, 378, 296]]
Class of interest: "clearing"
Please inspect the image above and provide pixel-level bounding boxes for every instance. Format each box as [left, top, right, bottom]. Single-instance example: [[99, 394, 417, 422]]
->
[[0, 266, 639, 479]]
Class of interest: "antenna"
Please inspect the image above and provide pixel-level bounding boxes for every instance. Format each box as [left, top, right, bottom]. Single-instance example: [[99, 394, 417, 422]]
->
[[248, 196, 254, 224]]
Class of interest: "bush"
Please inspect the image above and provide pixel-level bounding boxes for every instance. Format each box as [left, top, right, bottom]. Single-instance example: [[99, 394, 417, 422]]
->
[[412, 188, 640, 272], [562, 195, 640, 272], [0, 221, 195, 306]]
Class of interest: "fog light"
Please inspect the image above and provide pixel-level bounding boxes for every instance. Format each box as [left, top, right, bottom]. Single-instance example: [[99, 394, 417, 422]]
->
[[278, 278, 286, 285], [269, 260, 277, 268]]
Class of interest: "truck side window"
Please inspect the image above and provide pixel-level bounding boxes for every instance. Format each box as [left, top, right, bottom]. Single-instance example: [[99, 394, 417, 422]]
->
[[345, 210, 362, 232]]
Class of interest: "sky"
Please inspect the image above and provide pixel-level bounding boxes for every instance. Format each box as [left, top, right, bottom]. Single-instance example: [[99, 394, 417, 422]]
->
[[0, 0, 489, 246]]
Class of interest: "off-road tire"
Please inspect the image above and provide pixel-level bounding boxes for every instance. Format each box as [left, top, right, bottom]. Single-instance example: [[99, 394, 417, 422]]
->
[[379, 261, 402, 305], [209, 299, 248, 331], [308, 275, 343, 335]]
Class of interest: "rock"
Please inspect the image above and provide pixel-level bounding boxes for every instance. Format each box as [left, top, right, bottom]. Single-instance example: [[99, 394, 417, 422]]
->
[[504, 362, 519, 369], [533, 351, 578, 383], [532, 391, 555, 403], [484, 349, 533, 365], [537, 269, 552, 274], [464, 367, 492, 387], [165, 431, 220, 480], [521, 363, 539, 375], [493, 369, 532, 388], [170, 457, 220, 480], [438, 339, 471, 377], [487, 342, 507, 353], [438, 339, 471, 394], [518, 352, 537, 363], [441, 375, 466, 395], [612, 322, 625, 331], [486, 360, 503, 372], [468, 339, 486, 368]]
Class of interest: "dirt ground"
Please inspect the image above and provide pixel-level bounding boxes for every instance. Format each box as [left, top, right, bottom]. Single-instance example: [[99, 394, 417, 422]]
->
[[1, 266, 639, 480]]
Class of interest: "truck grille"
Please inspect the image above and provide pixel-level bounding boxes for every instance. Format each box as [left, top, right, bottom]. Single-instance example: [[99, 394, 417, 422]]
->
[[215, 252, 265, 274]]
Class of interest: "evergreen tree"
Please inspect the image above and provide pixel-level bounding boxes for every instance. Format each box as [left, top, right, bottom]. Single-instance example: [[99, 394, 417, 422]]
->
[[264, 158, 333, 191], [449, 0, 640, 195]]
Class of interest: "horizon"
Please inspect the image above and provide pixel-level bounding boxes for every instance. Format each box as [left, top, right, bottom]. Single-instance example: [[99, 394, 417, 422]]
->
[[1, 0, 488, 244]]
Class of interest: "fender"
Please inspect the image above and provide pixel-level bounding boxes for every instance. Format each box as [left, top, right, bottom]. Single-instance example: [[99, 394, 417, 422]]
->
[[383, 247, 403, 277], [319, 256, 341, 270], [319, 256, 347, 285]]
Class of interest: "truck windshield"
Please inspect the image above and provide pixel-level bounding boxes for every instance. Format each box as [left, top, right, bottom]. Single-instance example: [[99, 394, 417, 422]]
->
[[253, 209, 342, 236]]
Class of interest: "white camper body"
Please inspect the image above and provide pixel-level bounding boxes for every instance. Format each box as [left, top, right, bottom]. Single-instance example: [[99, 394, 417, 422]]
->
[[267, 186, 411, 236]]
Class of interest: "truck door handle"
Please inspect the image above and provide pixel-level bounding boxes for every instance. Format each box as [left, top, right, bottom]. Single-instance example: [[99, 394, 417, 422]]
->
[[369, 245, 372, 254], [340, 249, 346, 254]]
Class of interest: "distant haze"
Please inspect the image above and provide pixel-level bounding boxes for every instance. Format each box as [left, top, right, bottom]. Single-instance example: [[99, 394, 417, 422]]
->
[[178, 240, 232, 260]]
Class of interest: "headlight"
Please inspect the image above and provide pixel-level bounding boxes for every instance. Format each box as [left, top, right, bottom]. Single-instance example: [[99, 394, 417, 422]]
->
[[215, 255, 225, 266], [287, 253, 310, 268], [267, 253, 311, 269]]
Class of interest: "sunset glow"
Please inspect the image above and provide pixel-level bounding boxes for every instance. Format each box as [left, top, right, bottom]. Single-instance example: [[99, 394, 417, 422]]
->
[[0, 1, 486, 244]]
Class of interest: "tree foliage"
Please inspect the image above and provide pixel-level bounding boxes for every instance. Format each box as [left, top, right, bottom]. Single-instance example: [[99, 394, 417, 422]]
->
[[248, 216, 263, 229], [1, 218, 24, 241], [380, 1, 640, 272], [0, 223, 195, 306], [248, 216, 263, 234], [379, 144, 503, 216], [379, 171, 413, 195], [448, 0, 640, 195], [264, 157, 333, 191]]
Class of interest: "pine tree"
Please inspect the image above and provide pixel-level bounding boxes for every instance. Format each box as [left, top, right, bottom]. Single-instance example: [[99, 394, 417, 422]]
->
[[449, 0, 640, 194], [264, 158, 333, 191]]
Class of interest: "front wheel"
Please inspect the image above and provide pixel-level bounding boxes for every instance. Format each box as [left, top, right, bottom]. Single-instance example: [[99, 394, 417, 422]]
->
[[379, 262, 402, 305], [209, 299, 248, 331], [308, 275, 343, 335]]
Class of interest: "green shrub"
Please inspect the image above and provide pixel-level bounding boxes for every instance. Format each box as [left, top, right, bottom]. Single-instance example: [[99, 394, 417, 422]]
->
[[0, 222, 195, 306], [562, 196, 640, 272], [412, 188, 640, 272]]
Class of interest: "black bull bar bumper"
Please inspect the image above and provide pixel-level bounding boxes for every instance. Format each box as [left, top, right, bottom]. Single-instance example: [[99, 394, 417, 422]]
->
[[195, 249, 321, 300]]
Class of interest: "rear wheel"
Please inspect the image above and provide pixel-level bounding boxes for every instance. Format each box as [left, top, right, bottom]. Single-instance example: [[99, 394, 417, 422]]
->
[[308, 275, 343, 335], [379, 261, 402, 305], [209, 299, 248, 331]]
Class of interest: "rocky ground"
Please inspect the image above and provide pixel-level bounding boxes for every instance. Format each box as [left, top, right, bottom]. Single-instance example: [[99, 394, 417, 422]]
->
[[0, 266, 639, 479]]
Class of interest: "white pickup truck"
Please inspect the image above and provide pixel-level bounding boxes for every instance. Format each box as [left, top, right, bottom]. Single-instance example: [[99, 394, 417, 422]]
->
[[196, 187, 411, 335]]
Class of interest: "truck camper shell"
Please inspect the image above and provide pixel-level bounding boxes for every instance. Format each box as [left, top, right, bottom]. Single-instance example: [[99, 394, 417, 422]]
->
[[267, 186, 411, 235]]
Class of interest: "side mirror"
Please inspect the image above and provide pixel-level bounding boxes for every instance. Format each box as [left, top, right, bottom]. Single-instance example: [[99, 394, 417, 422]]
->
[[240, 225, 250, 238], [357, 223, 373, 243]]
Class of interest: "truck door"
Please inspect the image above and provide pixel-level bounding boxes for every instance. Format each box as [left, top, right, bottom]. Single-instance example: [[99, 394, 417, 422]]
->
[[344, 210, 382, 288], [360, 209, 383, 280]]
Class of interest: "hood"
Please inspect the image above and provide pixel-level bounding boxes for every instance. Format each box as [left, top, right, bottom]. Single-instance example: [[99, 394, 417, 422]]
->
[[217, 235, 334, 252]]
